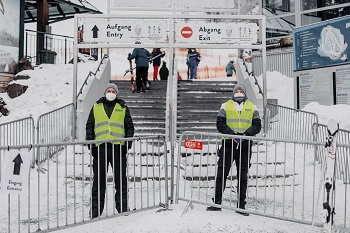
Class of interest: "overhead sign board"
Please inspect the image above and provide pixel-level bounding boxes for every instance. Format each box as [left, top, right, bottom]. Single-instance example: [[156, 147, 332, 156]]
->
[[175, 21, 258, 44], [0, 150, 31, 196], [83, 20, 168, 44], [293, 16, 350, 71]]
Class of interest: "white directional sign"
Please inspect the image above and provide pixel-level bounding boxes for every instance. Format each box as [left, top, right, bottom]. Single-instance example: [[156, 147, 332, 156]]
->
[[175, 21, 258, 44], [0, 150, 31, 196], [83, 20, 168, 44]]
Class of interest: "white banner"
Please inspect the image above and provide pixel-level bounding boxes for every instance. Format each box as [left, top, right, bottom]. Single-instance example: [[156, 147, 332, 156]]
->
[[83, 20, 168, 44], [0, 0, 20, 73], [0, 150, 31, 196], [175, 21, 258, 44]]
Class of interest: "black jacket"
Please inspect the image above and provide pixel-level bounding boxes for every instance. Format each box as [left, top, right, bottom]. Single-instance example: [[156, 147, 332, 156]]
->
[[217, 99, 261, 149], [159, 64, 169, 80], [151, 48, 164, 67], [86, 97, 135, 143]]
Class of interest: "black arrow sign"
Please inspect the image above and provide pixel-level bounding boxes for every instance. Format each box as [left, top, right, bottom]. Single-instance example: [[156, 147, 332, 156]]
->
[[92, 25, 99, 38], [12, 153, 23, 175]]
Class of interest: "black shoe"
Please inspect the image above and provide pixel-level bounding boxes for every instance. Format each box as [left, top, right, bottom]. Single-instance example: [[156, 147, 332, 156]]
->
[[136, 89, 140, 93], [206, 206, 221, 211], [206, 198, 222, 211], [236, 206, 249, 216]]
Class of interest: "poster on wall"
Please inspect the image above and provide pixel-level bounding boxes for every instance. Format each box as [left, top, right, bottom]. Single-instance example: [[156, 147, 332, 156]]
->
[[297, 68, 334, 109], [0, 0, 20, 74], [293, 16, 350, 71], [335, 66, 350, 105]]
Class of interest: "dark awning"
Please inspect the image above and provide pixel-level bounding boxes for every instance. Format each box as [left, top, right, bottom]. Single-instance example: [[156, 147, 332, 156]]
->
[[25, 0, 102, 24]]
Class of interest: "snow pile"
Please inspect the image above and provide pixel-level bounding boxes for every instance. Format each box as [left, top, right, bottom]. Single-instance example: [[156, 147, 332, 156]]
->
[[0, 62, 100, 124]]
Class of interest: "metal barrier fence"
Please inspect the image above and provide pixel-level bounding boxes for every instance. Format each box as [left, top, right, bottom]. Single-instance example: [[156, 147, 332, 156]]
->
[[0, 136, 169, 233], [313, 123, 350, 184], [252, 49, 293, 78], [0, 117, 35, 174], [36, 104, 75, 164], [265, 103, 319, 142], [175, 131, 349, 231], [25, 30, 74, 65]]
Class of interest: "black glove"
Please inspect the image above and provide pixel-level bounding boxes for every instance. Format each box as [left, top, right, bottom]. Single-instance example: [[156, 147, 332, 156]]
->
[[126, 141, 133, 150], [161, 51, 165, 57], [127, 53, 132, 60]]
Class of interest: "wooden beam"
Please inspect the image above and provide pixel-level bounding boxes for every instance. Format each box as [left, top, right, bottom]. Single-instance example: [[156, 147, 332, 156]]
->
[[36, 0, 49, 33], [36, 0, 49, 64]]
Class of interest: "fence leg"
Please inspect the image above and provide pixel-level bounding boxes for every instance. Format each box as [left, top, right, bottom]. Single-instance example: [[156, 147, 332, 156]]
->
[[181, 201, 194, 217]]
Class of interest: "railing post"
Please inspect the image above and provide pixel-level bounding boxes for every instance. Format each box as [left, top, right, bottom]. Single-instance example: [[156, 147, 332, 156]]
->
[[65, 38, 67, 64], [25, 31, 28, 58], [45, 35, 48, 63]]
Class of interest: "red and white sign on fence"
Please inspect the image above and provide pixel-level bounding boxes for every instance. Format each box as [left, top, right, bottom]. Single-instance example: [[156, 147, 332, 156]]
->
[[184, 140, 203, 150]]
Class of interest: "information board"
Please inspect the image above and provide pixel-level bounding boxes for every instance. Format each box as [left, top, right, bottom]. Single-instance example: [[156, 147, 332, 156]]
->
[[293, 16, 350, 71], [335, 67, 350, 105], [297, 68, 334, 109]]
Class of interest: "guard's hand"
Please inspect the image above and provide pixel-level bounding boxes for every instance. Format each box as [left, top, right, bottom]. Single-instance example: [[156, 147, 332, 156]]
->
[[127, 53, 132, 60], [235, 138, 245, 143]]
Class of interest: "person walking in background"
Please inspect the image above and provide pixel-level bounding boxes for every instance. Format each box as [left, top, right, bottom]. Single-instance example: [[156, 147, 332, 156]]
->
[[151, 48, 165, 80], [206, 84, 261, 216], [186, 48, 201, 80], [159, 61, 169, 81], [226, 59, 236, 77], [128, 44, 151, 93], [86, 83, 135, 218]]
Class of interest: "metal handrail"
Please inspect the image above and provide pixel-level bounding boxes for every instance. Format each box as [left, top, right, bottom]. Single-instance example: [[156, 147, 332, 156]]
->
[[25, 29, 74, 39], [76, 54, 109, 99], [240, 56, 264, 97]]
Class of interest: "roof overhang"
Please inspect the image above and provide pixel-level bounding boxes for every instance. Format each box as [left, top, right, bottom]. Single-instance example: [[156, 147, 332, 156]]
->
[[25, 0, 102, 24]]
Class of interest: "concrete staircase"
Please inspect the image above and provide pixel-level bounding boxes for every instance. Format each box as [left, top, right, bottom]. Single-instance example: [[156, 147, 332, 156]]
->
[[112, 80, 167, 136], [177, 80, 236, 135], [112, 80, 240, 136]]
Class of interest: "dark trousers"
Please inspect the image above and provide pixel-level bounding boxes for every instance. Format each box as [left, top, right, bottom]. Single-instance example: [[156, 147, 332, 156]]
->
[[91, 143, 127, 217], [136, 67, 149, 91], [214, 140, 251, 207]]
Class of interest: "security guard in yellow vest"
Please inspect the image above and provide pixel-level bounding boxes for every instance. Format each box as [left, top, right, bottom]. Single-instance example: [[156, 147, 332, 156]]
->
[[86, 83, 134, 218], [207, 84, 261, 215]]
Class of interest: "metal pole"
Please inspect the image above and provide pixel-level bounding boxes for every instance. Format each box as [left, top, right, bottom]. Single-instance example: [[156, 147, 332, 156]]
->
[[64, 38, 67, 64], [262, 16, 268, 134], [72, 15, 78, 140]]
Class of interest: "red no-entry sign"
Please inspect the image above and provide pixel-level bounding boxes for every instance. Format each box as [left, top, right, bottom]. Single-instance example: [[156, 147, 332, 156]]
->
[[181, 26, 193, 38]]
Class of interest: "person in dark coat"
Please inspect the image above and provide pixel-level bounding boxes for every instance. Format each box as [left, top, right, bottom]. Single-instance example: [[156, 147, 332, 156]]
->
[[151, 48, 165, 80], [128, 46, 152, 92], [226, 59, 236, 77], [186, 48, 201, 79], [86, 83, 134, 218], [206, 84, 261, 215], [159, 61, 169, 81]]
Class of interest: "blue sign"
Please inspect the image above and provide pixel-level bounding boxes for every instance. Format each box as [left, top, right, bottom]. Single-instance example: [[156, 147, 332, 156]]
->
[[293, 16, 350, 71]]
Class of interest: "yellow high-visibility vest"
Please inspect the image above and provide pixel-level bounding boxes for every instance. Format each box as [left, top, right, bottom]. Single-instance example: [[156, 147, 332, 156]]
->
[[225, 99, 254, 137], [93, 103, 125, 146]]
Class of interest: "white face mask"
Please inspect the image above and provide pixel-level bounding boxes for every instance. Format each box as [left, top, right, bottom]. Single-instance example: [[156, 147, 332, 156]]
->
[[234, 92, 245, 98], [191, 49, 195, 52], [105, 93, 117, 101]]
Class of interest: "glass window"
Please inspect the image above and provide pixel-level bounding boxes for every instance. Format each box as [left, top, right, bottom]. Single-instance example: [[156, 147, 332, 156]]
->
[[263, 0, 295, 14], [302, 5, 350, 26], [302, 0, 350, 10]]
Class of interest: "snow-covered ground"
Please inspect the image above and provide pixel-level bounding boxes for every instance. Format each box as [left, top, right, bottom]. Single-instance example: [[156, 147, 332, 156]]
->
[[1, 59, 350, 233]]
